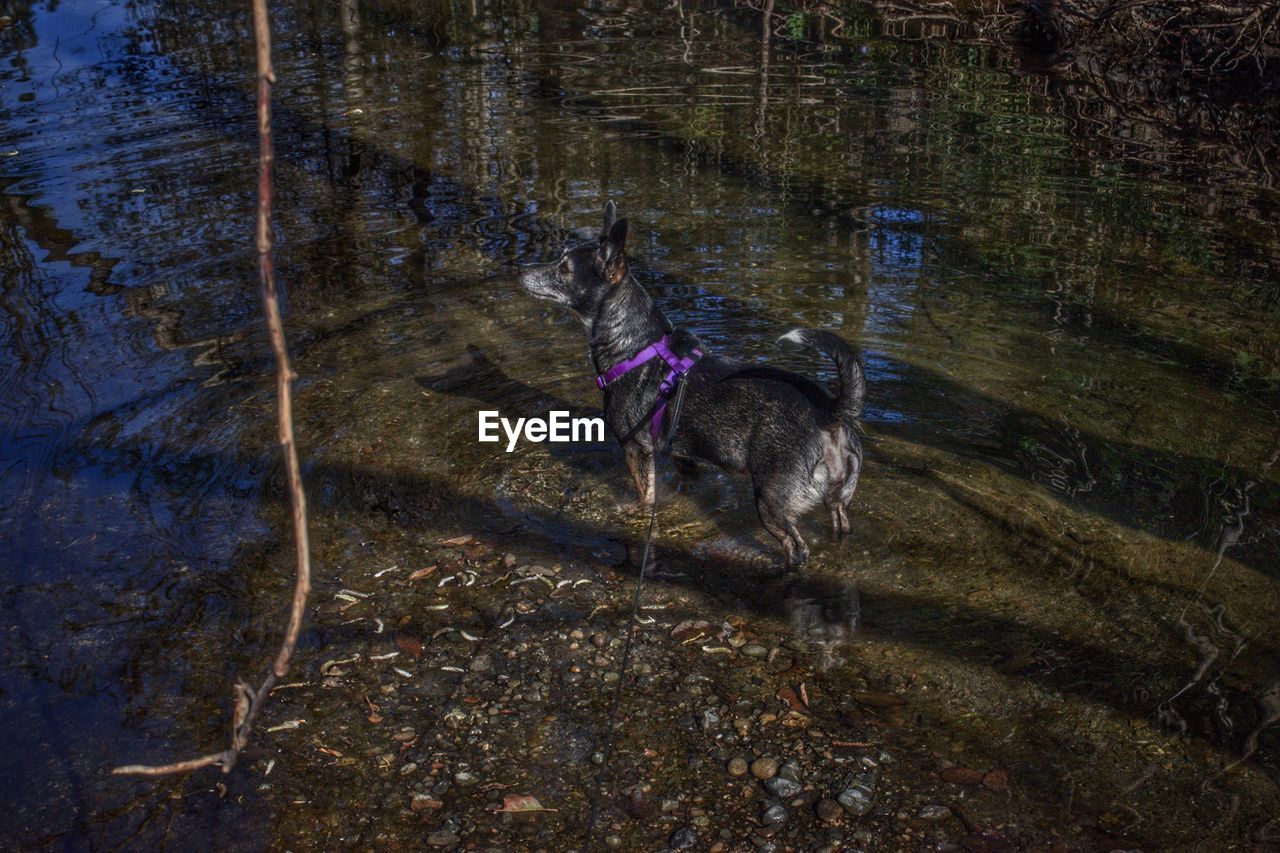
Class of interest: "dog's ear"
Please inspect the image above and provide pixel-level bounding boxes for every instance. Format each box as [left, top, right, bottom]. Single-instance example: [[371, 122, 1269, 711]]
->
[[601, 200, 617, 239], [598, 218, 628, 284]]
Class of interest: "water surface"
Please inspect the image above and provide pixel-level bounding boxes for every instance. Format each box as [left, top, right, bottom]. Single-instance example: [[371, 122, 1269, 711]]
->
[[2, 0, 1278, 846]]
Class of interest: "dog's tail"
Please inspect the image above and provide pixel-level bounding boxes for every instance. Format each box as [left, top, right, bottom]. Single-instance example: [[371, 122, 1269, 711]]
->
[[778, 329, 866, 421]]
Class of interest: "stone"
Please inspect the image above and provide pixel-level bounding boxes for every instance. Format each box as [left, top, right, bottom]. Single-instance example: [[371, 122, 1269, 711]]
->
[[727, 756, 749, 777], [816, 798, 843, 824], [918, 804, 951, 820], [764, 776, 803, 799], [837, 787, 872, 817], [741, 643, 768, 657], [426, 830, 458, 848], [670, 827, 698, 849], [751, 757, 779, 780], [410, 793, 443, 812]]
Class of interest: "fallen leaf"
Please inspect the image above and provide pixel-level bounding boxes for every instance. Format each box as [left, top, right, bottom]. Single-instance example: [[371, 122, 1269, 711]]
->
[[941, 767, 985, 785], [408, 565, 438, 581], [317, 746, 344, 757], [671, 619, 710, 642], [439, 535, 473, 546], [497, 794, 555, 812], [394, 632, 423, 659], [776, 686, 811, 714]]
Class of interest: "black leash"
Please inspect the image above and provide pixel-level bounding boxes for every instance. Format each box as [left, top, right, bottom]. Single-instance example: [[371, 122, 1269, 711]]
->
[[583, 375, 690, 851]]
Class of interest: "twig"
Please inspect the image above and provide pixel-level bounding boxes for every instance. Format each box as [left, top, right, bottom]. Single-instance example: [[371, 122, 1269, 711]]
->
[[113, 0, 311, 779]]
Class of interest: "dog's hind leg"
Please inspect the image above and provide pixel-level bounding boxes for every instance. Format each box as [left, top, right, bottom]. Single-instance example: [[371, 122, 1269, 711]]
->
[[755, 488, 809, 568], [623, 441, 655, 509], [826, 501, 849, 538]]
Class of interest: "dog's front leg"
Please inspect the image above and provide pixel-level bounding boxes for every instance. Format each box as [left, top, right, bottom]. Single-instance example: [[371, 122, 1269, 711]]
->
[[623, 441, 655, 509]]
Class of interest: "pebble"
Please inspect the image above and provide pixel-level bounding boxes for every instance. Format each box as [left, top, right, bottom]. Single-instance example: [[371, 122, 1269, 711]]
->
[[670, 827, 698, 849], [733, 717, 751, 737], [764, 776, 802, 799], [918, 804, 951, 820], [454, 770, 479, 788], [751, 757, 779, 780], [604, 836, 622, 849], [399, 762, 418, 776], [741, 643, 768, 657], [699, 708, 721, 732], [426, 830, 458, 847], [728, 631, 748, 648], [837, 787, 873, 817], [410, 793, 443, 812], [778, 761, 802, 782], [816, 798, 843, 824], [762, 802, 788, 825], [469, 655, 492, 673], [591, 631, 608, 648], [727, 756, 749, 777]]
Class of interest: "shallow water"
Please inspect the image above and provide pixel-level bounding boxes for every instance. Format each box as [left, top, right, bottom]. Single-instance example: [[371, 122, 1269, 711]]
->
[[2, 0, 1278, 847]]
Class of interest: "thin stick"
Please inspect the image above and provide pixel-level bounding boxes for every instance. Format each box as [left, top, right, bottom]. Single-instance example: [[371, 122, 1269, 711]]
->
[[113, 0, 311, 778]]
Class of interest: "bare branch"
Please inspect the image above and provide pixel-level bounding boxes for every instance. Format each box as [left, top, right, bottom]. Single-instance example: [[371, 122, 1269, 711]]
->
[[113, 0, 311, 780]]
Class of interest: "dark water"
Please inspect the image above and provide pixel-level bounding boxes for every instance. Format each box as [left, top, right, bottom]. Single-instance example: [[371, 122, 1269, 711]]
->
[[2, 0, 1278, 846]]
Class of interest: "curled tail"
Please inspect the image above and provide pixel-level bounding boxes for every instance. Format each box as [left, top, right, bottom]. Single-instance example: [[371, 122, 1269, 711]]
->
[[778, 329, 866, 422]]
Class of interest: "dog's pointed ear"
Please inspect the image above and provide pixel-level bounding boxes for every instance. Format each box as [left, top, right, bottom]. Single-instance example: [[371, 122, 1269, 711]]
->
[[601, 200, 617, 239], [598, 218, 629, 284]]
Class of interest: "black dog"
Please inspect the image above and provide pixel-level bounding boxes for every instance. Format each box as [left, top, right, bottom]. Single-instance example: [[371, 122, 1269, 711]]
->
[[519, 202, 866, 567]]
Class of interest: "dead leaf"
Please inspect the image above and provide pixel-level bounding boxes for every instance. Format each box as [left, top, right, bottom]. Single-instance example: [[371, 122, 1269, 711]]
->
[[497, 794, 555, 812], [408, 565, 438, 581], [317, 746, 344, 757], [439, 536, 473, 546], [670, 619, 710, 642], [394, 632, 423, 658], [776, 686, 811, 714]]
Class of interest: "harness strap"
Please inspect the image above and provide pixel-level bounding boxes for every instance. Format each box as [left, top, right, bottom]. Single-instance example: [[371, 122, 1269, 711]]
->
[[596, 334, 702, 442]]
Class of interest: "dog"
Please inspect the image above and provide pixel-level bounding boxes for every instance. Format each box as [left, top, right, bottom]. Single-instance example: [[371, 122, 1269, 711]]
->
[[518, 201, 866, 567]]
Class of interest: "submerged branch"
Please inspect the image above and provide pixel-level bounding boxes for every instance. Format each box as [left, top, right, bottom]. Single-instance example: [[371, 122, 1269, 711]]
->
[[112, 0, 311, 779]]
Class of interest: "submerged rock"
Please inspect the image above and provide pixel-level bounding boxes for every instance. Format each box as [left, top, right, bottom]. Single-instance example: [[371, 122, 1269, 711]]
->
[[669, 827, 697, 849], [751, 757, 779, 780], [837, 787, 873, 817], [764, 776, 802, 799]]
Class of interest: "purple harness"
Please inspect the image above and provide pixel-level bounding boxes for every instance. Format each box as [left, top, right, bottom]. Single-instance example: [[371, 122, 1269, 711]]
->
[[595, 334, 703, 441]]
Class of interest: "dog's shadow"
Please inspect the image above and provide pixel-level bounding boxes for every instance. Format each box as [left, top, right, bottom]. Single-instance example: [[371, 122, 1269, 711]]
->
[[418, 344, 631, 499], [419, 345, 778, 560]]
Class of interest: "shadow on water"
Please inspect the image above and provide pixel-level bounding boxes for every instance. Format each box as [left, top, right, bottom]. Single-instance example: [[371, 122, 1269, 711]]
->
[[66, 422, 1273, 775], [3, 0, 1279, 844]]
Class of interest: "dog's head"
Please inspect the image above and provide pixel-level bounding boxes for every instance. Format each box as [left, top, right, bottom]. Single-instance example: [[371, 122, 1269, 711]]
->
[[519, 201, 629, 326]]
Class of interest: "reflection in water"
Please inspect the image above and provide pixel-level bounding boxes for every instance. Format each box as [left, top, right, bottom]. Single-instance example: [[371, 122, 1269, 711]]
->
[[0, 0, 1278, 846], [785, 576, 860, 671]]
